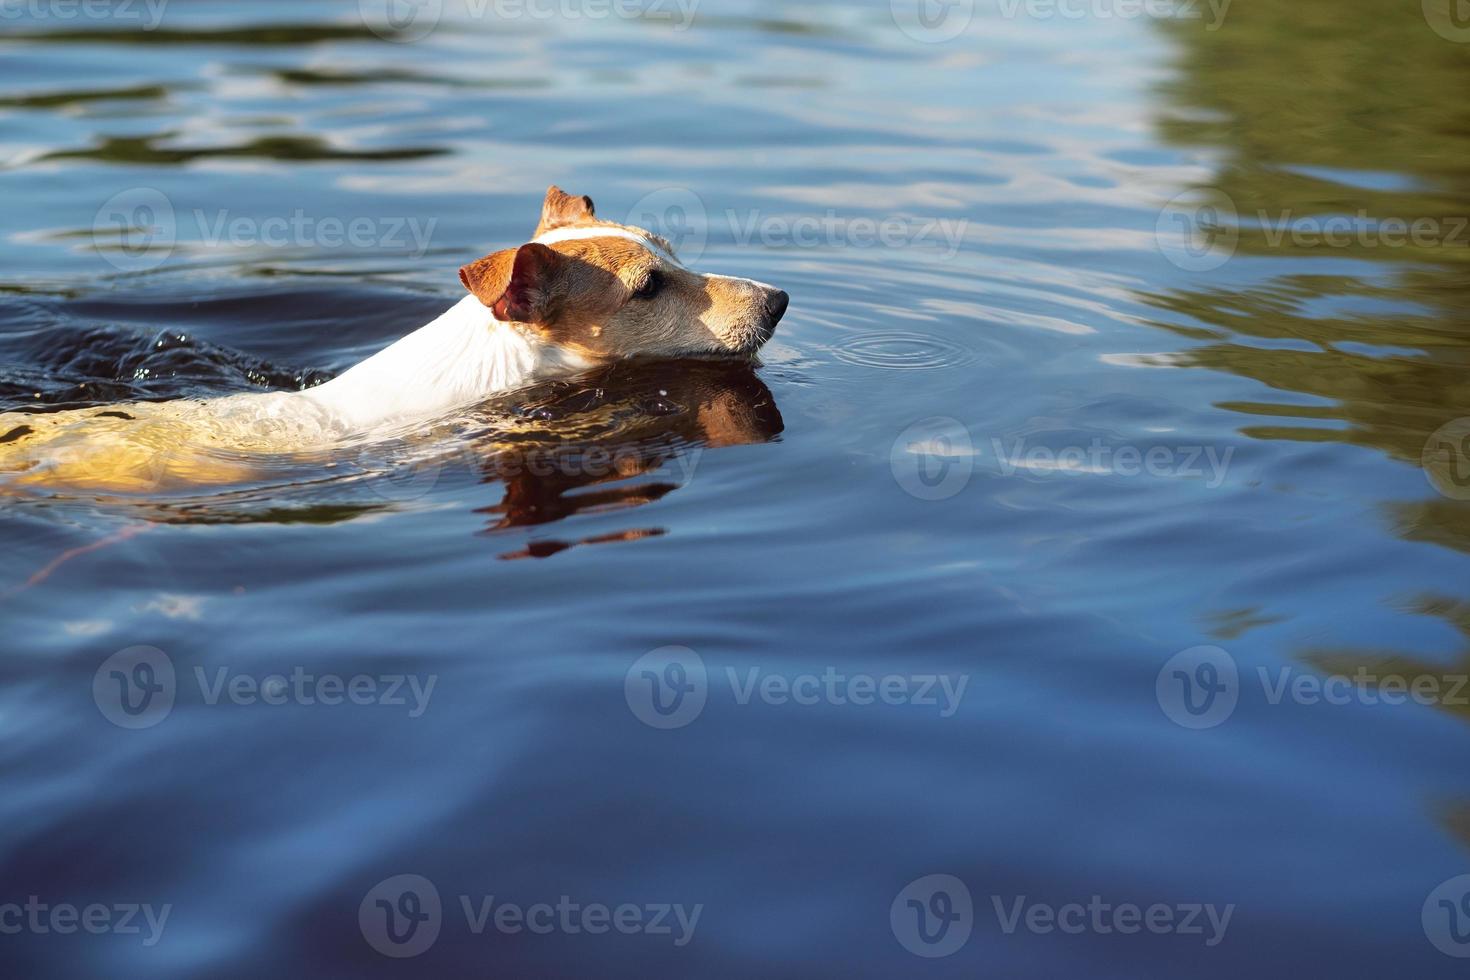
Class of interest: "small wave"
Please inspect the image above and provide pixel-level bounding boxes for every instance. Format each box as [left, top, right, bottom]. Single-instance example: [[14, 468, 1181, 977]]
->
[[830, 331, 975, 371]]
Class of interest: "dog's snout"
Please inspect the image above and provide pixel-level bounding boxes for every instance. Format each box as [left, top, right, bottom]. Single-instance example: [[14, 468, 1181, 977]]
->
[[765, 289, 789, 326]]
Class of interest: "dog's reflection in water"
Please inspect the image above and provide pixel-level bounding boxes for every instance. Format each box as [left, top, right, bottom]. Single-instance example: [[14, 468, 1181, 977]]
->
[[3, 360, 780, 591], [471, 359, 782, 558]]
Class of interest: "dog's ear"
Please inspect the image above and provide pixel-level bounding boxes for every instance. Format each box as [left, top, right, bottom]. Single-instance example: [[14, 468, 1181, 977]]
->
[[535, 185, 595, 236], [459, 242, 563, 323]]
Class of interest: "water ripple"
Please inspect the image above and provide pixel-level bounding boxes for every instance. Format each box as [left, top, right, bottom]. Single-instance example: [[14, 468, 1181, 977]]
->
[[829, 330, 976, 371]]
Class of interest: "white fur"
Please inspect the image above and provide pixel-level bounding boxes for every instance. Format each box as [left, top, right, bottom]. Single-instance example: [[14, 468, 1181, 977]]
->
[[295, 295, 587, 433], [533, 225, 686, 266], [146, 229, 755, 438]]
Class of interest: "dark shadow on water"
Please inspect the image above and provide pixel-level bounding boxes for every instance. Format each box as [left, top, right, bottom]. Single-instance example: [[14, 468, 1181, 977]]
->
[[39, 133, 447, 166], [0, 84, 174, 109], [5, 358, 782, 565], [0, 23, 397, 46], [252, 67, 550, 90], [471, 359, 784, 557]]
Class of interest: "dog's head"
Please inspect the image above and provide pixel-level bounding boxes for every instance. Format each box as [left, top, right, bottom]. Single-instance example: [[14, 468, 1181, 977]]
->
[[458, 186, 788, 360]]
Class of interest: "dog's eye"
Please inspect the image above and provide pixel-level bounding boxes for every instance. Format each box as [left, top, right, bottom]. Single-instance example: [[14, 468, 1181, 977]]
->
[[633, 271, 663, 301]]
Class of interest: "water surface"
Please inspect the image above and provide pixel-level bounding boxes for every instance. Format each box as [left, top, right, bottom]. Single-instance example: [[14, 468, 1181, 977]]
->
[[3, 1, 1470, 976]]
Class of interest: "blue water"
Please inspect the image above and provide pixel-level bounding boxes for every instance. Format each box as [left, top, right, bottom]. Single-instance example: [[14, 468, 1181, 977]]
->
[[4, 1, 1470, 976]]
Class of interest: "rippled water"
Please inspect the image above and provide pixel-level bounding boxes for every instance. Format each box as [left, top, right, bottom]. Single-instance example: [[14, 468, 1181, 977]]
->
[[4, 1, 1470, 976]]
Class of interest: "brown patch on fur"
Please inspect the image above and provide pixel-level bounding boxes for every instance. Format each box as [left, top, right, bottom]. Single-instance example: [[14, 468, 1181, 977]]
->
[[459, 242, 564, 323], [534, 184, 596, 237], [460, 186, 788, 361]]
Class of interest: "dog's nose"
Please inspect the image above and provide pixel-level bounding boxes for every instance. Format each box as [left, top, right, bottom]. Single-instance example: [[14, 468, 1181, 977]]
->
[[765, 289, 789, 326]]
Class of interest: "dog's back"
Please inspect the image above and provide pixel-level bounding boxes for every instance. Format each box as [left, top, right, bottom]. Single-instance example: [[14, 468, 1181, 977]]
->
[[0, 394, 342, 493]]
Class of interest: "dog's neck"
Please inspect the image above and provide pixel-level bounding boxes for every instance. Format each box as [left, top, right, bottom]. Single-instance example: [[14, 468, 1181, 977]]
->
[[299, 295, 590, 431], [295, 226, 659, 433]]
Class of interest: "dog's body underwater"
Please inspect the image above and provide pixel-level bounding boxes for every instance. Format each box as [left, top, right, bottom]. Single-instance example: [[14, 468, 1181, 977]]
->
[[0, 187, 787, 493]]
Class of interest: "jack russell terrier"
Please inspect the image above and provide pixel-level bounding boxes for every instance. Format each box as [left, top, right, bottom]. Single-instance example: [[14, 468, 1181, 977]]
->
[[0, 186, 788, 493]]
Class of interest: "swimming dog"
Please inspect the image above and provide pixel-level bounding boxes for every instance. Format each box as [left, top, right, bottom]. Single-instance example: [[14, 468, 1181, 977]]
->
[[0, 186, 788, 493]]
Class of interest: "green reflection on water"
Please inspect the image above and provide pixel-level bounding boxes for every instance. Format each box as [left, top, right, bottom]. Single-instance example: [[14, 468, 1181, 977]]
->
[[1158, 5, 1470, 837], [1152, 2, 1470, 485]]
